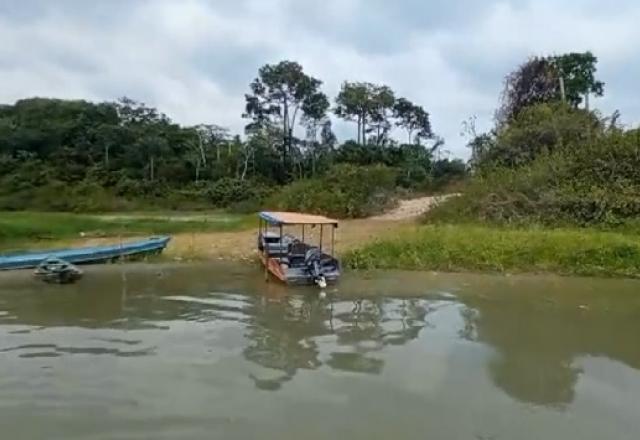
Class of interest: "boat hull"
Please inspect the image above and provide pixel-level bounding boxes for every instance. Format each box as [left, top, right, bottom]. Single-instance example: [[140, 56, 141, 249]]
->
[[260, 254, 340, 286], [0, 237, 171, 271]]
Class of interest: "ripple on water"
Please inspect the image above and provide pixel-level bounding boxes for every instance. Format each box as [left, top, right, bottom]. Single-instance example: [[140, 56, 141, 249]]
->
[[0, 342, 156, 358], [162, 292, 252, 323]]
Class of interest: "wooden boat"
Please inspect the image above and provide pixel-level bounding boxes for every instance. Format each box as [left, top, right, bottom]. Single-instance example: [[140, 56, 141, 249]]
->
[[0, 236, 171, 271], [258, 211, 340, 287]]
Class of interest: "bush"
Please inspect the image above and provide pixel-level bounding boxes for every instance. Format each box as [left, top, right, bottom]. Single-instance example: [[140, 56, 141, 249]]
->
[[428, 128, 640, 227], [207, 177, 272, 208], [269, 164, 397, 218]]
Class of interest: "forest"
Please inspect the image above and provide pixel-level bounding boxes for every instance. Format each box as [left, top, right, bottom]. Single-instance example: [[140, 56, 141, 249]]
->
[[0, 61, 464, 216], [2, 50, 638, 228]]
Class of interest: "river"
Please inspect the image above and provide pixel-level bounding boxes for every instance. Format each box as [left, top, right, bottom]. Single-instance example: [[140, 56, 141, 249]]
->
[[1, 263, 639, 439]]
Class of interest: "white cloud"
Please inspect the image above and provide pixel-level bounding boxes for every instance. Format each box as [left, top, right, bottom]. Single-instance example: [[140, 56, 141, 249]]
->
[[1, 0, 639, 159]]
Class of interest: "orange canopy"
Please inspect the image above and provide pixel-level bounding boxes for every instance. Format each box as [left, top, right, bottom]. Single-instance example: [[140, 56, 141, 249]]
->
[[259, 211, 338, 226]]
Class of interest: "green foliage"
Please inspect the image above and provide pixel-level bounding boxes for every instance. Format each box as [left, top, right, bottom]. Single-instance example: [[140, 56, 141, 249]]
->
[[344, 224, 640, 278], [393, 97, 433, 144], [553, 52, 604, 107], [207, 178, 272, 208], [335, 82, 396, 145], [480, 102, 599, 168], [432, 107, 640, 226], [243, 60, 328, 176], [0, 59, 449, 212], [498, 51, 604, 123], [269, 164, 397, 218]]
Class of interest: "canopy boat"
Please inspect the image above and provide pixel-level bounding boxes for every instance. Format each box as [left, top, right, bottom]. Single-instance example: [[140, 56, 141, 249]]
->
[[258, 211, 340, 287], [0, 236, 171, 271]]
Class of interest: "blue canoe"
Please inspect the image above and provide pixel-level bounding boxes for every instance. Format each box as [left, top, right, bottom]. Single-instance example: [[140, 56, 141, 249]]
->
[[0, 236, 171, 271]]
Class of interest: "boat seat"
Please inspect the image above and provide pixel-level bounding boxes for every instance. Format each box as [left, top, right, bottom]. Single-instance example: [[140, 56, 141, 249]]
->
[[261, 233, 296, 257], [287, 242, 308, 267]]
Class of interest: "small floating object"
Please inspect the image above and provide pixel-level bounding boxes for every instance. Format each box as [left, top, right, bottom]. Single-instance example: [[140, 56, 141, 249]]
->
[[34, 257, 83, 284]]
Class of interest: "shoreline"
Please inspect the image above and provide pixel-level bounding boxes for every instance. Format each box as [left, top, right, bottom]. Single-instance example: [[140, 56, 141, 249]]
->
[[4, 221, 640, 280], [3, 258, 640, 287], [3, 200, 640, 280]]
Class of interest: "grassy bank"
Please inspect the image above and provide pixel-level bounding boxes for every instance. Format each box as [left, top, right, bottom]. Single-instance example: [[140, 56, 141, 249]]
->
[[0, 211, 255, 250], [344, 224, 640, 278]]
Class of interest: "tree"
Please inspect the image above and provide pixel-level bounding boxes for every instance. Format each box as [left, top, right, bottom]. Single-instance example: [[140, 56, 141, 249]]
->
[[552, 52, 604, 108], [498, 52, 605, 123], [243, 60, 328, 175], [335, 82, 395, 145], [335, 82, 370, 145], [366, 85, 395, 145], [393, 98, 433, 145], [497, 57, 558, 124], [194, 124, 229, 164]]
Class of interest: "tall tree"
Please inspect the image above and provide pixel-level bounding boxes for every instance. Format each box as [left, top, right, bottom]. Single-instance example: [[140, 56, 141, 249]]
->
[[393, 98, 433, 145], [498, 52, 605, 123], [335, 82, 369, 145], [243, 60, 328, 175], [367, 85, 395, 145], [335, 82, 396, 145], [552, 52, 604, 108]]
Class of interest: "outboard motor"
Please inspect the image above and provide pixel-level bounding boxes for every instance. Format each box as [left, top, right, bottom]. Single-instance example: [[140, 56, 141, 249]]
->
[[304, 247, 326, 288]]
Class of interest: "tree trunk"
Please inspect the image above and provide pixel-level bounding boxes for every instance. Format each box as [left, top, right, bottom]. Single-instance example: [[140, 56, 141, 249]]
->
[[240, 148, 250, 181], [198, 133, 207, 167], [283, 100, 289, 170], [104, 144, 109, 168], [149, 157, 155, 181]]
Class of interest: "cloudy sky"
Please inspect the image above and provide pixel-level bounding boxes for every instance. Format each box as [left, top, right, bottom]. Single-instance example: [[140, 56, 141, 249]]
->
[[1, 0, 639, 158]]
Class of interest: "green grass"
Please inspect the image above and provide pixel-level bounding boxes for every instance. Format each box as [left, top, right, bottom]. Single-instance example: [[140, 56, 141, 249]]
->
[[344, 224, 640, 278], [0, 211, 256, 250]]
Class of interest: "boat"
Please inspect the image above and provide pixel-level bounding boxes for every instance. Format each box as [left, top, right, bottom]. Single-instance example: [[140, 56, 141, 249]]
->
[[0, 236, 171, 271], [258, 211, 340, 287], [34, 257, 83, 284]]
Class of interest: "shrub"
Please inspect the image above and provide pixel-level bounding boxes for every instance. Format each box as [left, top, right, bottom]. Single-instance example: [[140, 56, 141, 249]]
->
[[428, 128, 640, 227], [207, 178, 272, 208], [269, 164, 397, 218]]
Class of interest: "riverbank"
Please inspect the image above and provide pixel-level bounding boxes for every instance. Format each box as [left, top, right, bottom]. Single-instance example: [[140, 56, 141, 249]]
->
[[3, 200, 640, 278], [343, 224, 640, 278], [0, 211, 255, 250]]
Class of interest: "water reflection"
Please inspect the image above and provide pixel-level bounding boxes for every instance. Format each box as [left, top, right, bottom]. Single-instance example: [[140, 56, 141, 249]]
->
[[1, 264, 639, 406], [243, 296, 430, 390], [459, 284, 640, 408]]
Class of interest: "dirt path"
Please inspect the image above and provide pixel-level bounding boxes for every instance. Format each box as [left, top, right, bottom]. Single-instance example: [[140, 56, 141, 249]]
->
[[370, 194, 457, 221]]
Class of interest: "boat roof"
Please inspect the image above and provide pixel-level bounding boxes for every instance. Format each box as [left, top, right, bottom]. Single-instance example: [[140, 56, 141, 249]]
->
[[259, 211, 338, 226]]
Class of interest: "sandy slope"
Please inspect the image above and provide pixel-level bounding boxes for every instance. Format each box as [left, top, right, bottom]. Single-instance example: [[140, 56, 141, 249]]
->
[[370, 194, 457, 221]]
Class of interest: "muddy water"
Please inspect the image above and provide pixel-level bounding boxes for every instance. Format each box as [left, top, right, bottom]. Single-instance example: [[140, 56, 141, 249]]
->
[[0, 264, 639, 439]]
